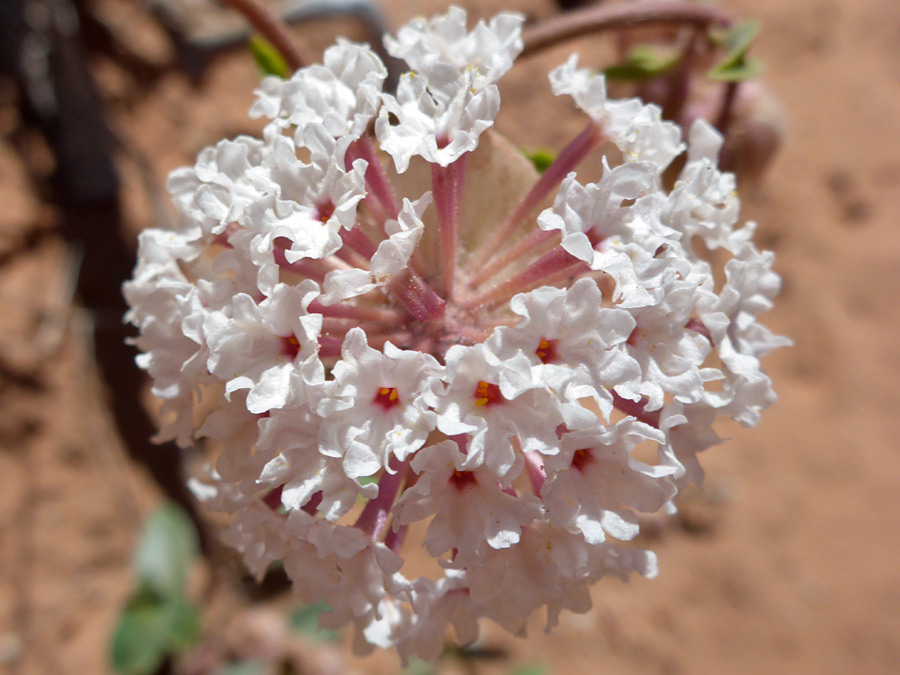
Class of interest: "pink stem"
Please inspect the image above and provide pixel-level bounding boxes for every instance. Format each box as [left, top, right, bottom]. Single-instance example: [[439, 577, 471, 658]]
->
[[467, 228, 558, 288], [301, 491, 323, 516], [455, 153, 469, 195], [523, 453, 547, 495], [451, 434, 469, 456], [384, 523, 408, 552], [340, 226, 378, 260], [309, 299, 403, 324], [348, 142, 427, 277], [464, 246, 580, 310], [612, 392, 661, 428], [361, 191, 387, 226], [388, 267, 446, 322], [685, 317, 713, 343], [432, 161, 461, 298], [534, 259, 592, 290], [361, 331, 412, 351], [321, 317, 389, 333], [464, 121, 603, 276], [273, 246, 328, 281], [385, 465, 419, 551], [355, 458, 407, 541], [334, 244, 370, 270], [353, 135, 401, 219], [262, 485, 284, 511], [318, 334, 344, 357]]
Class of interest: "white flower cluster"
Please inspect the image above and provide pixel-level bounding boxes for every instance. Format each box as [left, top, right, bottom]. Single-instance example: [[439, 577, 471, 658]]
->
[[124, 6, 789, 661]]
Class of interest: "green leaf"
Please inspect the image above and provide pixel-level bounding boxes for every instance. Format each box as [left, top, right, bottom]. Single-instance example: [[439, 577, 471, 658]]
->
[[510, 664, 549, 675], [708, 21, 764, 82], [603, 44, 681, 82], [250, 35, 290, 79], [110, 589, 201, 675], [403, 656, 437, 675], [708, 56, 764, 82], [134, 503, 199, 597], [214, 662, 268, 675], [710, 20, 760, 55], [523, 148, 556, 174], [290, 601, 341, 642]]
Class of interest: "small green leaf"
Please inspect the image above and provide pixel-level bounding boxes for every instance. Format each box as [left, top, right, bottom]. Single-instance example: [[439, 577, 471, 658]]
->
[[708, 21, 764, 82], [250, 35, 290, 79], [403, 656, 437, 675], [604, 44, 681, 82], [710, 20, 760, 55], [708, 56, 764, 82], [510, 664, 549, 675], [290, 601, 341, 642], [110, 589, 201, 675], [214, 662, 268, 675], [134, 503, 199, 597], [523, 148, 556, 174]]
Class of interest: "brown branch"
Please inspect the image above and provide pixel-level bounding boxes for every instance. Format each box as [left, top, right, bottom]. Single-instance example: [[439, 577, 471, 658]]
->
[[220, 0, 310, 72], [521, 1, 732, 58]]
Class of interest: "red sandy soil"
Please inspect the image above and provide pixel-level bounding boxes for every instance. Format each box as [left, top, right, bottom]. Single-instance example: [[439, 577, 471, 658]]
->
[[2, 0, 899, 673]]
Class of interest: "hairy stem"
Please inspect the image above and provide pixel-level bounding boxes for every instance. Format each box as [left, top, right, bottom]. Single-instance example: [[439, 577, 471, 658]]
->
[[388, 267, 446, 322], [340, 226, 378, 260], [464, 246, 581, 310], [467, 228, 558, 289], [309, 299, 404, 324], [352, 135, 401, 219], [432, 160, 461, 298]]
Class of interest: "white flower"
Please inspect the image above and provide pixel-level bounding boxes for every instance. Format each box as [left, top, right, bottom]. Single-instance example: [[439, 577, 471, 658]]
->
[[203, 280, 323, 414], [663, 120, 741, 250], [550, 54, 683, 169], [385, 6, 524, 82], [541, 419, 677, 544], [257, 402, 375, 521], [487, 279, 640, 420], [376, 65, 500, 172], [317, 328, 441, 479], [430, 343, 564, 478], [696, 243, 792, 425], [251, 38, 387, 142], [392, 440, 543, 566], [537, 166, 687, 306], [624, 278, 719, 411], [167, 135, 274, 242], [321, 193, 431, 304], [227, 130, 368, 287], [123, 230, 216, 445], [398, 573, 477, 662], [126, 7, 788, 661]]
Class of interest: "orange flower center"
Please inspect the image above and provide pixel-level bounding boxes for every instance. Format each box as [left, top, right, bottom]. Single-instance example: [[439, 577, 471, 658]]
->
[[473, 380, 503, 407], [373, 386, 401, 410], [281, 334, 301, 359], [535, 337, 559, 364]]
